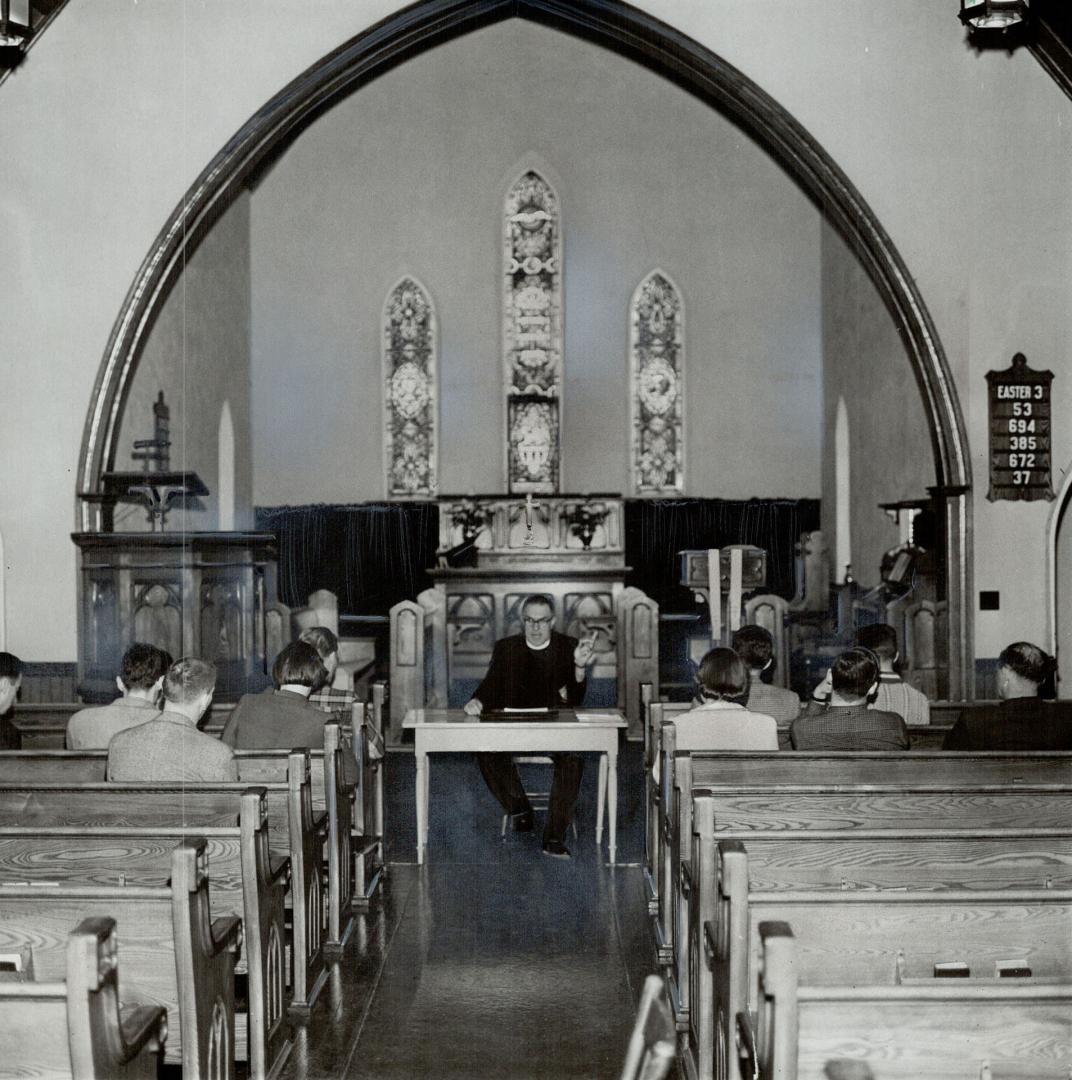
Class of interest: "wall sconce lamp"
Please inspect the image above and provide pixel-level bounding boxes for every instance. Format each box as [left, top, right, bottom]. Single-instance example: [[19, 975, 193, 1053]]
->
[[0, 0, 31, 49], [959, 0, 1029, 32]]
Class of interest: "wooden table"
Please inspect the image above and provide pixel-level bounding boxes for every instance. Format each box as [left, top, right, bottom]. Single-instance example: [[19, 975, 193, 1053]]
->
[[402, 708, 627, 865]]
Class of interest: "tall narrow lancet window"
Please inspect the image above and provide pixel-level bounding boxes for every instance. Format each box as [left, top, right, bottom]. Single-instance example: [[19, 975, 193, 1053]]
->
[[504, 170, 562, 493], [835, 395, 852, 579], [217, 401, 235, 531], [630, 270, 685, 495], [383, 277, 438, 498]]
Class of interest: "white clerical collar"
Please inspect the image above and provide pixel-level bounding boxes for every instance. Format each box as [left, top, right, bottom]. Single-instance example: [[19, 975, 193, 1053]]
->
[[526, 639, 551, 652]]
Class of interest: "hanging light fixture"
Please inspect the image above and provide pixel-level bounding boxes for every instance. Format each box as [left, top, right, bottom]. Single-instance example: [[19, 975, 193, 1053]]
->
[[0, 0, 31, 49], [959, 0, 1029, 31]]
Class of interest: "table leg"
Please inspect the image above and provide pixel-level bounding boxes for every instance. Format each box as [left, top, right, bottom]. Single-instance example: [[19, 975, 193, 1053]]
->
[[607, 746, 618, 866], [596, 753, 608, 846], [415, 750, 428, 865]]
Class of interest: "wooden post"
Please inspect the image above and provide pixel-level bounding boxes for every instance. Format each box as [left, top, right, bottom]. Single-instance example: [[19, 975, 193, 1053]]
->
[[620, 588, 659, 741], [728, 546, 743, 635], [707, 548, 721, 645], [388, 600, 424, 747]]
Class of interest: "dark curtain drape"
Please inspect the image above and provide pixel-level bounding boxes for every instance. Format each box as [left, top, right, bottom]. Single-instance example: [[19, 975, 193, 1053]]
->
[[623, 498, 821, 609], [256, 498, 820, 617], [256, 503, 439, 615]]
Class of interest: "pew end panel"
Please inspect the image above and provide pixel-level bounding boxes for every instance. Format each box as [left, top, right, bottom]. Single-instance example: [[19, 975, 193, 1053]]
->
[[0, 916, 168, 1080], [617, 973, 677, 1080]]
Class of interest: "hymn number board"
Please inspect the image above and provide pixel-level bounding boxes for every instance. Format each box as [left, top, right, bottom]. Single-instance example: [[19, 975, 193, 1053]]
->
[[986, 353, 1055, 502]]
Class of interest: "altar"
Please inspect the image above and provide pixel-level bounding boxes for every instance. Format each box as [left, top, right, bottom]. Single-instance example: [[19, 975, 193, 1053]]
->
[[388, 494, 659, 742]]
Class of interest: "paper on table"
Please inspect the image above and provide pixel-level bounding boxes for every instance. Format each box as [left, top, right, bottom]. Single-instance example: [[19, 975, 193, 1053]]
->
[[502, 706, 550, 713], [575, 711, 614, 722]]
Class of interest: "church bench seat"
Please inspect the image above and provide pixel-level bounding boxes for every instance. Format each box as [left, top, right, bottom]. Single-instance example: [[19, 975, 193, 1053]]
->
[[0, 764, 327, 1016], [0, 916, 167, 1080], [0, 838, 240, 1079], [747, 921, 1072, 1080], [687, 832, 1072, 1080], [0, 788, 290, 1079]]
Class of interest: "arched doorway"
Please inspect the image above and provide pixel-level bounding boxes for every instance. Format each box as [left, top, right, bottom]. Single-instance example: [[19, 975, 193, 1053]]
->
[[75, 0, 973, 697]]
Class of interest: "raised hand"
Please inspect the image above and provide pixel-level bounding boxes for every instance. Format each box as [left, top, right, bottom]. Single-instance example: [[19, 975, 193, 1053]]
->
[[573, 631, 598, 670], [463, 698, 483, 716]]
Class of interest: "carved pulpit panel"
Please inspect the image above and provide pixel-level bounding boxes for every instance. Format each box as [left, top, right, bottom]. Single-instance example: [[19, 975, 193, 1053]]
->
[[504, 171, 562, 493], [630, 270, 685, 495], [383, 277, 437, 498], [133, 582, 183, 661]]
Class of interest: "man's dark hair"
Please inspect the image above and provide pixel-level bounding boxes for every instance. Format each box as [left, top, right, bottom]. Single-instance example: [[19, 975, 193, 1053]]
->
[[520, 594, 553, 615], [163, 658, 216, 705], [831, 647, 879, 698], [0, 653, 23, 682], [298, 626, 339, 660], [999, 641, 1055, 687], [697, 647, 749, 703], [855, 623, 898, 662], [119, 643, 173, 690], [731, 625, 774, 669], [272, 641, 327, 689]]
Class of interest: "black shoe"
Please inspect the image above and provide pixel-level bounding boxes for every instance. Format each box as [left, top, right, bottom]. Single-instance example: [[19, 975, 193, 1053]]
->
[[509, 811, 534, 833], [542, 839, 571, 859]]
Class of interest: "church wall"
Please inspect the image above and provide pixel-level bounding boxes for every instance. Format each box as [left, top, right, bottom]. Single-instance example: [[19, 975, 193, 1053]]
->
[[247, 21, 823, 505], [114, 192, 253, 533], [819, 221, 934, 589], [2, 0, 1071, 668]]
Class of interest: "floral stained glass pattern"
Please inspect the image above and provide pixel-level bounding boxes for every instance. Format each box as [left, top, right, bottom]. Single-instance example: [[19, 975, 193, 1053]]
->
[[383, 277, 437, 497]]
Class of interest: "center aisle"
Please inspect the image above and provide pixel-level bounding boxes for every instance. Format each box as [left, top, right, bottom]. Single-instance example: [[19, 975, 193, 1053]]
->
[[280, 746, 654, 1079]]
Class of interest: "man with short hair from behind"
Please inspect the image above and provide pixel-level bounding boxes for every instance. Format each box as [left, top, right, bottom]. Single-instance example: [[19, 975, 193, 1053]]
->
[[789, 647, 909, 750], [855, 623, 930, 726], [944, 641, 1072, 750], [299, 626, 384, 760], [220, 641, 330, 749], [731, 624, 801, 725], [0, 652, 23, 750], [67, 642, 171, 749], [107, 658, 236, 781]]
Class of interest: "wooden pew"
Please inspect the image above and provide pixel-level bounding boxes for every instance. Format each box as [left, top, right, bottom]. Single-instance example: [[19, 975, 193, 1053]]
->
[[0, 916, 168, 1080], [0, 838, 240, 1079], [0, 762, 327, 1016], [0, 788, 290, 1079], [747, 921, 1072, 1080], [657, 742, 1072, 1054], [693, 828, 1072, 1080]]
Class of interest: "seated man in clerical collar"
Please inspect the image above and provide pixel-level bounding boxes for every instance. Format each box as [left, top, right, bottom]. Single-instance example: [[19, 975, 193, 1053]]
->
[[464, 594, 597, 860]]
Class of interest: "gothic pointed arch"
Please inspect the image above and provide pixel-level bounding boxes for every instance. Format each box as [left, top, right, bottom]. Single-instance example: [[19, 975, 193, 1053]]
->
[[382, 276, 438, 498], [77, 0, 974, 695], [630, 269, 684, 496]]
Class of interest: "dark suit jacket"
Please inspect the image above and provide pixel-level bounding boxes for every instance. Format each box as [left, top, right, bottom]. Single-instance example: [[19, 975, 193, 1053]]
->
[[942, 697, 1072, 750], [472, 632, 587, 711], [220, 687, 329, 749]]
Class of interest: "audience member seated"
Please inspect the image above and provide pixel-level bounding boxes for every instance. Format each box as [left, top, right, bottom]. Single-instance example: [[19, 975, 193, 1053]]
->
[[943, 641, 1072, 750], [0, 652, 22, 750], [855, 622, 930, 725], [66, 642, 171, 749], [654, 647, 778, 779], [731, 624, 801, 724], [790, 647, 909, 750], [107, 658, 237, 780], [220, 641, 330, 749], [299, 625, 384, 760]]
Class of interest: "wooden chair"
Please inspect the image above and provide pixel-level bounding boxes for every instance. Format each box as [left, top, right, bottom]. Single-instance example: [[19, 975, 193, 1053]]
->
[[498, 755, 578, 840], [0, 916, 168, 1080], [618, 974, 676, 1080]]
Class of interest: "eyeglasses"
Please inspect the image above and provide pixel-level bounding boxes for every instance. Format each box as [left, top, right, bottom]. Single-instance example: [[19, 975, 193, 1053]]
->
[[522, 616, 553, 627]]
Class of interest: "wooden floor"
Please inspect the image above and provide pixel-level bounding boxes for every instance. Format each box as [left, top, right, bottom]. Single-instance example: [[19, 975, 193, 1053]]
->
[[280, 746, 654, 1079]]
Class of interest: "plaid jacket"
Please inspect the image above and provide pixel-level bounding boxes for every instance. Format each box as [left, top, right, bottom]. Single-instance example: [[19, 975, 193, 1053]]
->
[[789, 703, 909, 750], [308, 685, 385, 759]]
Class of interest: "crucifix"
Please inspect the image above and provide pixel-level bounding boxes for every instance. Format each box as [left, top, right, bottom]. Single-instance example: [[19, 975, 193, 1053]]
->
[[523, 492, 539, 546]]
